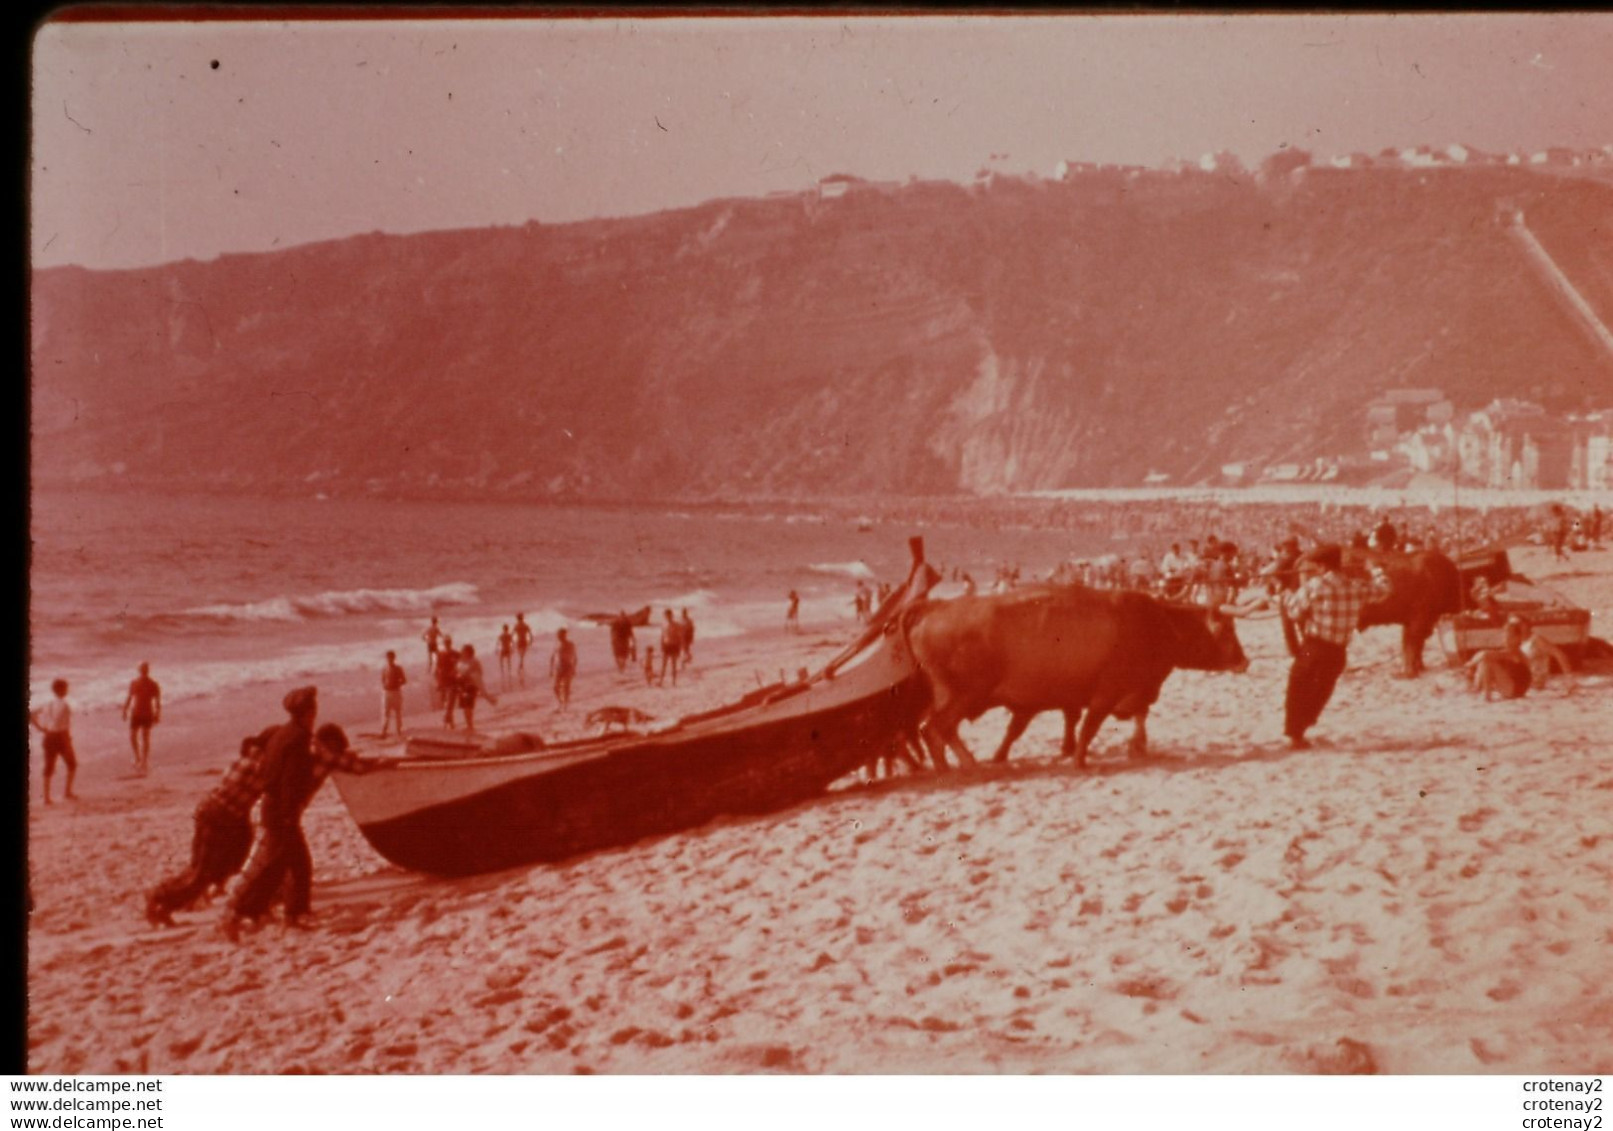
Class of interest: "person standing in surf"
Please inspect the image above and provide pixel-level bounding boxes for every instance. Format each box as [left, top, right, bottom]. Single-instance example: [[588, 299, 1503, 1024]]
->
[[457, 644, 497, 731], [514, 613, 534, 686], [608, 611, 637, 674], [679, 609, 696, 667], [549, 628, 578, 709], [422, 616, 442, 675], [659, 609, 684, 686], [380, 650, 407, 738], [121, 661, 162, 775], [436, 638, 461, 727], [785, 590, 801, 634], [496, 624, 514, 689]]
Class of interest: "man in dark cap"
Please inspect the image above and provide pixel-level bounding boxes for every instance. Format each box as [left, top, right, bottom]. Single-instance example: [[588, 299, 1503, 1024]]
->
[[146, 724, 279, 927], [1270, 537, 1303, 591], [222, 687, 380, 939], [1280, 544, 1392, 749]]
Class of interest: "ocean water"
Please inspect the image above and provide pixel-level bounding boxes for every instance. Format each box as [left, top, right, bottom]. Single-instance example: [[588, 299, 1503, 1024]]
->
[[28, 489, 1101, 723]]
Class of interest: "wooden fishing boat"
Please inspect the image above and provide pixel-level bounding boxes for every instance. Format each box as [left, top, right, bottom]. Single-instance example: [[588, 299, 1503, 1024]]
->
[[331, 540, 937, 876]]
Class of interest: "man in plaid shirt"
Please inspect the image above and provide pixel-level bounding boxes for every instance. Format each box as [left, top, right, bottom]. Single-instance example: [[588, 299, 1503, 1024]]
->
[[224, 687, 380, 938], [145, 724, 280, 927], [1281, 544, 1392, 749]]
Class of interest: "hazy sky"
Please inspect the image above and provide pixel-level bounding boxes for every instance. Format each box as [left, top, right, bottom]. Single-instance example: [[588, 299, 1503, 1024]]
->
[[30, 12, 1613, 270]]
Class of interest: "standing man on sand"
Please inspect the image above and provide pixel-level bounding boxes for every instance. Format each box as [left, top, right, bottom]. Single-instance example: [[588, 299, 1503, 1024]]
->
[[514, 613, 534, 686], [785, 590, 801, 634], [146, 724, 279, 927], [222, 688, 379, 939], [30, 678, 78, 805], [380, 650, 407, 738], [550, 628, 578, 709], [121, 661, 162, 775], [1280, 544, 1392, 750]]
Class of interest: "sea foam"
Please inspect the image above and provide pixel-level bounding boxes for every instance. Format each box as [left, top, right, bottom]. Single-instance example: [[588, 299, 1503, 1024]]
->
[[185, 582, 481, 623], [809, 561, 876, 580]]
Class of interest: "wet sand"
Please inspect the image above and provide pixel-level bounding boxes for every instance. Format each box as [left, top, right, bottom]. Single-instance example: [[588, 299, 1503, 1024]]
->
[[25, 545, 1613, 1074]]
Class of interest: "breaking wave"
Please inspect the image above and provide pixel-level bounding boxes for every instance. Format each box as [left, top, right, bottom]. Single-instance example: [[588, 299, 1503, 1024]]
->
[[184, 582, 481, 624], [809, 561, 876, 581]]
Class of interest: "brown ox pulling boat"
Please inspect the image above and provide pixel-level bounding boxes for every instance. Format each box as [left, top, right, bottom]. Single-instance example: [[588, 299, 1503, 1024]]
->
[[901, 585, 1252, 770], [331, 540, 937, 876]]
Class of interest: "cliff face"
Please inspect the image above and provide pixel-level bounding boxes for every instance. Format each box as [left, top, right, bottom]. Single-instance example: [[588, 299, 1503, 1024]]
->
[[30, 165, 1613, 499]]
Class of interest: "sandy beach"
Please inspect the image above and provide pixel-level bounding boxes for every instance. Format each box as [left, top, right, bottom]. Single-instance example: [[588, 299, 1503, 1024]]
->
[[24, 544, 1613, 1074]]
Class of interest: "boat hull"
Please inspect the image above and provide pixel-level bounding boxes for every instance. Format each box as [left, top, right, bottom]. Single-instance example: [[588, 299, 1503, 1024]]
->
[[333, 626, 927, 875]]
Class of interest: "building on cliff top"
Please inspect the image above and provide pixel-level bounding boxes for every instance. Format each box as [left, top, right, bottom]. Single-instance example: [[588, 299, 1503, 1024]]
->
[[1457, 399, 1575, 490]]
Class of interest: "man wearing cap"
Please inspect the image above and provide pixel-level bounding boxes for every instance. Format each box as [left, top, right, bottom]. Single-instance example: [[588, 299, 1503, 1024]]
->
[[222, 687, 379, 939], [146, 724, 279, 927], [1280, 544, 1392, 749]]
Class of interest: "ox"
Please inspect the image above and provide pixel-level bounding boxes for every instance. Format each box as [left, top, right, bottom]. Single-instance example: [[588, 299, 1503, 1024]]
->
[[1340, 548, 1462, 677], [901, 585, 1250, 770]]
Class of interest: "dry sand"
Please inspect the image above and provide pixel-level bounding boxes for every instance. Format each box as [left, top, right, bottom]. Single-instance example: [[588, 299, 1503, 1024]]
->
[[25, 545, 1613, 1074]]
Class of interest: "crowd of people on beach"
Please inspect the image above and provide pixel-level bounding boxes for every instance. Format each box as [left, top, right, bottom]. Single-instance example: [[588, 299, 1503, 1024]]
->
[[407, 606, 700, 729], [941, 502, 1606, 614]]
